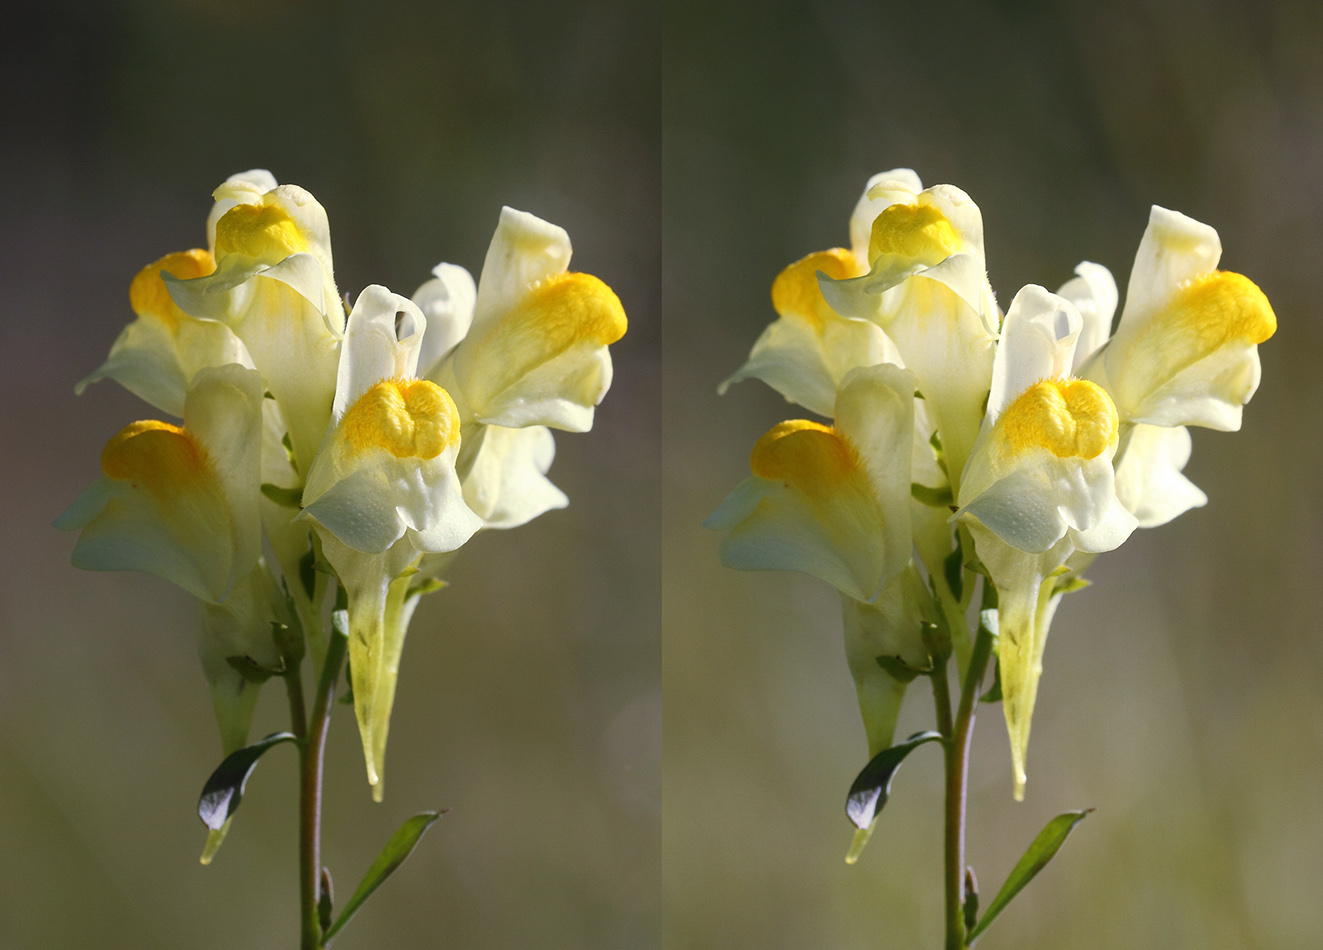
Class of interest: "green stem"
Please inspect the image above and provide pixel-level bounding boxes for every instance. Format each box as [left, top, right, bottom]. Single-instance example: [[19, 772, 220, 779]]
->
[[923, 626, 960, 948], [942, 583, 999, 950]]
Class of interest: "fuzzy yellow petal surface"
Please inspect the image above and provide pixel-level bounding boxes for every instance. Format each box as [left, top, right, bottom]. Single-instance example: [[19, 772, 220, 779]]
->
[[101, 420, 217, 495], [128, 249, 216, 331], [213, 201, 309, 263], [998, 379, 1118, 461], [770, 248, 863, 330], [868, 202, 959, 267], [749, 419, 861, 499], [341, 379, 461, 460]]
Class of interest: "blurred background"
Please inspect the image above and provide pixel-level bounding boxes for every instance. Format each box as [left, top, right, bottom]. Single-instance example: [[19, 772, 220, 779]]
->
[[664, 1, 1323, 948], [0, 1, 658, 948]]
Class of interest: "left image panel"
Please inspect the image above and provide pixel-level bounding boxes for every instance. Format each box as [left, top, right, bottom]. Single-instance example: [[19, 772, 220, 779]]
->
[[0, 2, 659, 948]]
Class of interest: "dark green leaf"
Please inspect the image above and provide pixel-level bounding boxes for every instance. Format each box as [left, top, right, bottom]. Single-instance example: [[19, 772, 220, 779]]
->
[[875, 653, 931, 684], [911, 482, 954, 508], [323, 812, 443, 941], [318, 867, 334, 934], [226, 654, 284, 684], [845, 731, 943, 831], [262, 482, 304, 509], [967, 809, 1093, 940], [197, 732, 297, 831], [963, 866, 979, 934], [944, 539, 965, 601]]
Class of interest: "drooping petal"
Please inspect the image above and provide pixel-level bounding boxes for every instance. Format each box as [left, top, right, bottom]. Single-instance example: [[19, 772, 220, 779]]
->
[[460, 424, 568, 529], [1102, 206, 1276, 430], [719, 248, 898, 418], [76, 249, 254, 416], [1114, 424, 1207, 528], [55, 365, 264, 602], [705, 365, 915, 602], [445, 207, 627, 431]]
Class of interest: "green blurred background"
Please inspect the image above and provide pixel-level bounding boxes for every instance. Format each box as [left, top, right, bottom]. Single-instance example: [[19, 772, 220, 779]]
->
[[1, 1, 658, 947], [664, 1, 1323, 948]]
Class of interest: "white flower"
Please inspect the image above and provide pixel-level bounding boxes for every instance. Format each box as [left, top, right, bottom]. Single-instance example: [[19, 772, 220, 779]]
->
[[822, 173, 999, 490], [1088, 206, 1276, 431], [165, 175, 344, 475], [955, 285, 1136, 799], [299, 284, 482, 799], [706, 364, 916, 603]]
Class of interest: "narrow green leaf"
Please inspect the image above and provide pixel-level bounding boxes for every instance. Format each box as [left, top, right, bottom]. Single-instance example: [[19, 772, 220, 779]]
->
[[967, 809, 1093, 940], [845, 731, 943, 831], [280, 432, 297, 467], [261, 483, 303, 509], [197, 732, 297, 831], [1054, 575, 1091, 596], [911, 482, 954, 508], [323, 812, 442, 941], [226, 654, 284, 684], [407, 576, 448, 599]]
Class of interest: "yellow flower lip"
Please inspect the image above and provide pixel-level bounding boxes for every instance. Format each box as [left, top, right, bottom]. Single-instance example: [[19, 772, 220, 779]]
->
[[101, 420, 213, 493], [770, 248, 863, 329], [341, 378, 461, 460], [522, 271, 628, 347], [214, 201, 310, 263], [129, 249, 216, 330], [1170, 270, 1276, 348], [998, 378, 1118, 460], [750, 419, 860, 498], [868, 202, 959, 267]]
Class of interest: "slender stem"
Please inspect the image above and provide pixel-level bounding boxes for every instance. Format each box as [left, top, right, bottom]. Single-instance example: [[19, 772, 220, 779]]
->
[[942, 586, 999, 949], [303, 625, 348, 950], [281, 663, 320, 949]]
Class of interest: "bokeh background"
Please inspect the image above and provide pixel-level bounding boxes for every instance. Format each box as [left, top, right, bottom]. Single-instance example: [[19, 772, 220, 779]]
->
[[0, 1, 658, 948], [665, 1, 1323, 948]]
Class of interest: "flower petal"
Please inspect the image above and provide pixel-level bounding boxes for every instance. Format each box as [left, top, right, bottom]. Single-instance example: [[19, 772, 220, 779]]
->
[[413, 263, 476, 378], [460, 424, 569, 530], [1114, 424, 1207, 528]]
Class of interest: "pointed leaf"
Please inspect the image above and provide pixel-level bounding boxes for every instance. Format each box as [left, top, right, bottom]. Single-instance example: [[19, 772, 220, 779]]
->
[[912, 482, 954, 508], [845, 731, 943, 831], [197, 732, 297, 831], [226, 654, 285, 684], [944, 541, 965, 601], [318, 867, 335, 934], [963, 866, 979, 934], [323, 812, 442, 941], [967, 809, 1093, 940], [261, 483, 304, 509]]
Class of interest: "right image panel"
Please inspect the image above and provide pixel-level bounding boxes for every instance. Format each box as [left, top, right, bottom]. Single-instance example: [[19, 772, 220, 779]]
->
[[663, 2, 1321, 948]]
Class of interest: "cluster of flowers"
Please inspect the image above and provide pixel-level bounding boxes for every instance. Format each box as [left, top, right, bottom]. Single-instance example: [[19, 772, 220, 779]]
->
[[708, 169, 1274, 801], [58, 170, 627, 800]]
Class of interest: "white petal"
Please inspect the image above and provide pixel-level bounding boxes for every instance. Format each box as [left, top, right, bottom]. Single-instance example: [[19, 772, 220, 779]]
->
[[413, 263, 477, 378], [461, 425, 569, 529], [987, 285, 1082, 422], [1057, 262, 1117, 372], [848, 168, 923, 264], [334, 286, 426, 419], [1114, 424, 1207, 527]]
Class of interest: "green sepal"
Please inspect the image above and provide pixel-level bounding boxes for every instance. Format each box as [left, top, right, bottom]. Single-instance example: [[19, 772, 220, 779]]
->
[[322, 811, 443, 941], [280, 432, 297, 469], [318, 867, 334, 934], [911, 483, 954, 508], [967, 809, 1094, 940], [407, 577, 448, 599], [261, 483, 304, 509], [197, 732, 298, 831], [928, 428, 947, 477], [875, 653, 931, 684], [963, 866, 979, 934], [844, 821, 877, 865], [226, 654, 285, 685], [980, 659, 1003, 703], [1054, 575, 1091, 596], [845, 731, 943, 832]]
